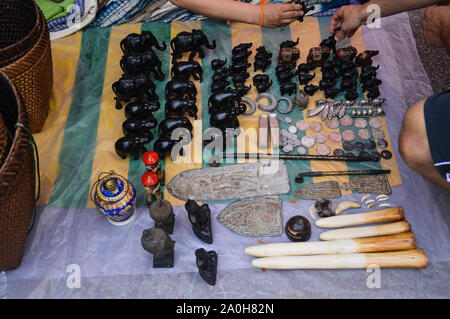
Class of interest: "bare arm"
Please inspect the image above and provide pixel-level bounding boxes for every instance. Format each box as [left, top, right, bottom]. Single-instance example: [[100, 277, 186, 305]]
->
[[421, 5, 450, 51], [169, 0, 303, 28]]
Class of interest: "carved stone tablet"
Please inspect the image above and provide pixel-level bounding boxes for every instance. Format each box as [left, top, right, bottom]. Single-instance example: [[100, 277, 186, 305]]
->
[[294, 181, 342, 200], [166, 161, 290, 201], [217, 197, 283, 237], [341, 174, 391, 194]]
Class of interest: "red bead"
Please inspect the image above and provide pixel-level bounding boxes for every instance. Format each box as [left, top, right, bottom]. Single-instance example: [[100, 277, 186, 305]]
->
[[141, 171, 159, 186], [142, 151, 159, 165]]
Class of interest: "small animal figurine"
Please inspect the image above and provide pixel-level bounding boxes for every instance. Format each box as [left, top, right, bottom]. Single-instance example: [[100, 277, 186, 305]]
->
[[115, 136, 151, 160], [255, 81, 273, 93], [121, 50, 165, 81], [334, 46, 358, 63], [324, 87, 340, 99], [185, 200, 213, 244], [355, 50, 380, 66], [297, 62, 315, 73], [280, 37, 299, 49], [120, 31, 166, 54], [367, 87, 381, 99], [208, 90, 243, 110], [232, 43, 252, 55], [158, 117, 193, 138], [252, 74, 271, 86], [307, 46, 331, 66], [141, 227, 175, 268], [153, 136, 184, 158], [122, 118, 157, 137], [231, 72, 249, 85], [210, 106, 246, 129], [232, 50, 252, 63], [171, 61, 203, 82], [195, 248, 218, 286], [125, 101, 160, 119], [345, 89, 359, 101], [170, 29, 216, 63], [212, 72, 229, 83], [112, 74, 158, 109], [255, 45, 272, 60], [254, 59, 271, 72], [294, 1, 315, 22], [149, 199, 175, 234], [165, 99, 198, 119], [298, 72, 315, 85], [230, 61, 251, 74], [165, 80, 197, 100], [210, 80, 231, 93], [319, 79, 336, 90], [210, 58, 227, 71], [276, 70, 297, 84], [304, 84, 319, 96], [234, 84, 252, 97], [319, 34, 337, 52], [280, 82, 297, 95]]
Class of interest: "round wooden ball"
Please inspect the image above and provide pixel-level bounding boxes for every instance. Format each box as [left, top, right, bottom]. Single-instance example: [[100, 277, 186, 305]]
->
[[285, 216, 311, 242]]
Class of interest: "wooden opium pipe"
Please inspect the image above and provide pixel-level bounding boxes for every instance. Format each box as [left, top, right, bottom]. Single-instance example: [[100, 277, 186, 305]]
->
[[316, 207, 404, 229], [251, 249, 428, 269], [319, 221, 411, 241], [245, 233, 417, 257]]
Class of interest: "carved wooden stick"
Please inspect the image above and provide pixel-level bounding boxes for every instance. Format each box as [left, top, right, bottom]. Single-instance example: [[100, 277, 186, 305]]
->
[[320, 221, 411, 241], [245, 233, 416, 257], [316, 207, 404, 228], [251, 249, 428, 269]]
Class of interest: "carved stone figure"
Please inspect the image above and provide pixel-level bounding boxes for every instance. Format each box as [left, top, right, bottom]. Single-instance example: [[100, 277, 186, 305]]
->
[[185, 200, 213, 244], [195, 248, 218, 286]]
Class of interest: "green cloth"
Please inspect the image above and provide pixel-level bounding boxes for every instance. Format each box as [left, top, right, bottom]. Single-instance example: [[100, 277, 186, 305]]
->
[[36, 0, 75, 22]]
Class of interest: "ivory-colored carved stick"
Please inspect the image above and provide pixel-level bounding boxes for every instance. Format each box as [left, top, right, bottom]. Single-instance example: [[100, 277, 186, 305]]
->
[[320, 221, 411, 241], [245, 233, 416, 257], [251, 249, 428, 269], [316, 207, 404, 229]]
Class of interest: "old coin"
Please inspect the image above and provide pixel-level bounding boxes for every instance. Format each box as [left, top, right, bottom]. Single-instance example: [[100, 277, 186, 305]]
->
[[310, 121, 323, 133], [283, 144, 294, 153], [340, 115, 353, 127], [326, 118, 340, 129], [343, 141, 354, 151], [353, 141, 366, 152], [288, 125, 298, 134], [284, 117, 293, 124], [381, 150, 393, 159], [316, 144, 331, 155], [369, 117, 382, 129], [328, 131, 342, 143], [297, 146, 307, 155], [342, 130, 356, 141], [377, 139, 388, 149], [372, 128, 385, 140], [365, 140, 377, 150], [314, 133, 327, 144], [301, 136, 316, 148], [296, 120, 309, 131], [357, 128, 371, 140], [333, 148, 345, 156], [354, 118, 368, 129]]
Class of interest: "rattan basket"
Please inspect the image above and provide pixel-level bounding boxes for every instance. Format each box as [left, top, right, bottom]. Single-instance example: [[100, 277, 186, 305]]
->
[[0, 0, 42, 68], [0, 113, 11, 167], [0, 3, 52, 133], [0, 71, 35, 271]]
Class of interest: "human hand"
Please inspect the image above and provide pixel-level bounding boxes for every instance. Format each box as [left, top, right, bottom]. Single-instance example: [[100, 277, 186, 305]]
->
[[421, 6, 445, 47], [262, 2, 304, 28], [329, 5, 367, 41]]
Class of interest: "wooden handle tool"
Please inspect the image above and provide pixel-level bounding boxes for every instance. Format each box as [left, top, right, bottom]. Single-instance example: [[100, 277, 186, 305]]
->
[[251, 249, 428, 269], [320, 221, 411, 241], [245, 233, 416, 257], [316, 207, 404, 228]]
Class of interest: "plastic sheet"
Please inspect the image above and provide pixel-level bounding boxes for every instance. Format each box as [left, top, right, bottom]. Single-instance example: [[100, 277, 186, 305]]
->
[[3, 13, 450, 298]]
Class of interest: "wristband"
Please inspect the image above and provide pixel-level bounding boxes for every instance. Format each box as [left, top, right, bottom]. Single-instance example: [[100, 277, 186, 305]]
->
[[260, 0, 267, 27]]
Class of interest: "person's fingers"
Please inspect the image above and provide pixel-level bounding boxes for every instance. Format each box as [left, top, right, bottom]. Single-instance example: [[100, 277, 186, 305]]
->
[[226, 20, 232, 27], [281, 18, 296, 25], [334, 29, 347, 41], [281, 10, 303, 19], [283, 3, 303, 11], [330, 13, 343, 33]]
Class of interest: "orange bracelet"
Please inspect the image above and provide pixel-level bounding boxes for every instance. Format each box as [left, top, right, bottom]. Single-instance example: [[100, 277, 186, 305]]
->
[[260, 0, 267, 27]]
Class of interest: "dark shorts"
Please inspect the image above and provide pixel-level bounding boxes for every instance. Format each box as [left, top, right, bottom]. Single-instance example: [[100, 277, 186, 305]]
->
[[424, 90, 450, 183]]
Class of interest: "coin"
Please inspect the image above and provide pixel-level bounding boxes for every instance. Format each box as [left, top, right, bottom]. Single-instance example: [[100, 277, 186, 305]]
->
[[328, 131, 342, 143], [354, 118, 368, 129], [283, 144, 294, 153], [288, 125, 298, 134], [365, 140, 376, 150], [357, 128, 371, 140], [343, 141, 354, 151], [296, 120, 309, 131], [284, 117, 293, 124], [310, 121, 323, 133], [301, 136, 315, 148], [369, 117, 382, 129], [326, 118, 340, 129], [316, 144, 331, 155], [340, 115, 353, 127], [314, 133, 327, 144], [342, 130, 356, 141], [297, 146, 307, 155], [353, 141, 366, 151], [377, 139, 388, 149], [333, 148, 345, 156], [372, 128, 385, 140], [381, 150, 393, 159]]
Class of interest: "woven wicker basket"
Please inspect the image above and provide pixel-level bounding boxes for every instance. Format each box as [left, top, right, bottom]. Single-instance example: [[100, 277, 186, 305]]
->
[[0, 71, 35, 271], [0, 3, 52, 133], [0, 0, 42, 68], [0, 113, 11, 167]]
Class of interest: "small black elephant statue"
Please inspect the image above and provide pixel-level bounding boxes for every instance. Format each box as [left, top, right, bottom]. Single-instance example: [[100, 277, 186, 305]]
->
[[211, 58, 227, 71], [345, 89, 359, 101], [158, 117, 193, 138], [231, 72, 249, 85], [171, 29, 216, 63], [153, 136, 184, 158], [212, 72, 229, 83], [112, 74, 158, 109], [324, 87, 340, 99], [234, 84, 252, 97], [276, 71, 296, 84], [367, 87, 381, 99], [208, 90, 243, 111], [122, 118, 157, 137], [120, 31, 166, 55], [120, 50, 164, 81], [319, 34, 337, 52], [298, 73, 315, 85], [165, 80, 197, 100], [210, 107, 246, 130], [230, 62, 251, 74], [297, 62, 315, 74], [115, 136, 151, 160], [254, 59, 271, 72], [304, 84, 319, 96], [210, 80, 231, 93], [280, 37, 299, 49], [362, 78, 382, 92], [232, 50, 252, 64], [165, 99, 198, 119], [232, 43, 252, 55], [294, 1, 315, 22], [280, 82, 297, 95], [171, 61, 203, 82], [255, 81, 273, 93], [124, 101, 160, 119], [319, 79, 336, 91]]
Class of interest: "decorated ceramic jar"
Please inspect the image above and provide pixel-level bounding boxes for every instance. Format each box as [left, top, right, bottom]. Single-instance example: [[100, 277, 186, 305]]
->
[[91, 171, 137, 226]]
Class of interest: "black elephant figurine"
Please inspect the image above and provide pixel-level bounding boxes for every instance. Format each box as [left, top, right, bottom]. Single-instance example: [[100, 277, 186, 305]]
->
[[324, 87, 340, 99], [362, 65, 380, 74], [158, 117, 193, 138], [298, 72, 315, 85], [276, 71, 297, 84], [280, 37, 299, 49], [345, 89, 359, 101], [277, 64, 296, 74], [230, 62, 251, 74], [342, 69, 358, 81], [115, 136, 151, 160], [367, 87, 381, 99], [120, 51, 164, 81], [212, 72, 229, 83], [255, 81, 273, 93], [319, 34, 337, 52], [112, 74, 158, 109], [165, 80, 197, 100], [355, 50, 380, 66], [122, 118, 157, 138], [231, 72, 249, 85], [210, 80, 231, 93], [124, 101, 160, 119], [234, 84, 252, 97], [340, 78, 357, 91], [210, 107, 246, 130], [321, 61, 339, 73], [120, 31, 166, 55], [211, 58, 227, 71], [171, 61, 203, 82], [153, 136, 184, 158], [360, 70, 377, 83], [304, 84, 319, 96], [232, 43, 252, 55], [165, 99, 198, 119], [208, 90, 242, 111], [280, 82, 297, 95], [254, 59, 271, 72], [252, 74, 270, 86], [340, 61, 357, 72], [171, 29, 216, 63], [319, 79, 336, 90], [294, 1, 315, 22], [362, 78, 382, 92], [255, 46, 272, 60], [232, 50, 252, 63], [297, 62, 315, 74]]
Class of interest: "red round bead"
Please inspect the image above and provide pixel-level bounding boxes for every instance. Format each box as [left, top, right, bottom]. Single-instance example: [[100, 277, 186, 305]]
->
[[142, 151, 159, 165], [141, 171, 159, 186]]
